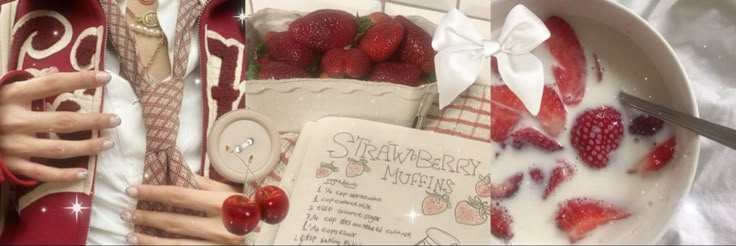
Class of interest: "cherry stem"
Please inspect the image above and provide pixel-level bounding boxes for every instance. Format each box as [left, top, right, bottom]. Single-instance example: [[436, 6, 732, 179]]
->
[[225, 145, 263, 197]]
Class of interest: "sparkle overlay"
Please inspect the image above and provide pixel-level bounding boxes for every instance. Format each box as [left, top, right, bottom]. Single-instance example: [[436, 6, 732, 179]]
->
[[63, 195, 90, 222], [405, 207, 420, 223], [236, 11, 247, 26]]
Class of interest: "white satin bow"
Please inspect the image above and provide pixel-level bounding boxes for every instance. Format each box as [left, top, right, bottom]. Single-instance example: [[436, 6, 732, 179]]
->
[[432, 5, 550, 115]]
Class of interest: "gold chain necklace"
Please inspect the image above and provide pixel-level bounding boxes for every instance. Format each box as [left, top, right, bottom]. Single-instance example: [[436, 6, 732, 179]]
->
[[126, 8, 160, 28], [144, 38, 166, 73], [125, 8, 163, 38], [125, 6, 166, 82]]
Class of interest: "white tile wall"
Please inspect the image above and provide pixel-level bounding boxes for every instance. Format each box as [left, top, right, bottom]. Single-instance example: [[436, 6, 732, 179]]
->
[[246, 0, 383, 15], [246, 0, 490, 22], [387, 0, 459, 12], [384, 2, 448, 23], [460, 0, 491, 20]]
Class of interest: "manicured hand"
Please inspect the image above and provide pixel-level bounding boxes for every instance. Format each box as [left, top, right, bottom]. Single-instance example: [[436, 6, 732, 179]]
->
[[0, 68, 120, 182], [122, 175, 246, 245]]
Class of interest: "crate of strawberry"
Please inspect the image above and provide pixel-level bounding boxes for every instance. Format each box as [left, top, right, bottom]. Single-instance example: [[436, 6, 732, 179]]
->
[[244, 9, 439, 132]]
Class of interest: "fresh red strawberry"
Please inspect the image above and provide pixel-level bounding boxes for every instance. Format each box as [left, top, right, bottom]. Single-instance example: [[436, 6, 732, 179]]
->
[[491, 85, 526, 111], [265, 31, 316, 68], [593, 53, 603, 82], [556, 198, 631, 243], [629, 114, 664, 136], [570, 106, 624, 168], [544, 16, 586, 105], [627, 136, 676, 174], [491, 203, 514, 241], [395, 15, 436, 74], [321, 48, 372, 79], [491, 102, 522, 143], [475, 174, 491, 197], [258, 61, 310, 80], [536, 86, 567, 137], [529, 168, 545, 185], [543, 161, 576, 199], [356, 12, 392, 43], [510, 127, 563, 152], [359, 20, 404, 62], [288, 9, 357, 52], [366, 12, 391, 25], [256, 56, 271, 66], [368, 62, 421, 86], [491, 172, 523, 200]]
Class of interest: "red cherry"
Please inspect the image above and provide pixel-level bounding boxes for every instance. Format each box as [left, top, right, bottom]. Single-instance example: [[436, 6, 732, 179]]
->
[[221, 195, 261, 235], [254, 185, 290, 224]]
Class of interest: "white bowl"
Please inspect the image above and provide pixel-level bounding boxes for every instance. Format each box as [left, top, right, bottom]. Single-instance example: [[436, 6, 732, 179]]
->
[[491, 0, 700, 244]]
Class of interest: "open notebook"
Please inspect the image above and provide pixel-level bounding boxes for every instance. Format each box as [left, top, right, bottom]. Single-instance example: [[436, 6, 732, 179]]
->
[[256, 117, 491, 245]]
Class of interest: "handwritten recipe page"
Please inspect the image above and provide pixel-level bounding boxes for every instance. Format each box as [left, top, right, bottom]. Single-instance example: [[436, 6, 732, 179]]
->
[[256, 117, 491, 245]]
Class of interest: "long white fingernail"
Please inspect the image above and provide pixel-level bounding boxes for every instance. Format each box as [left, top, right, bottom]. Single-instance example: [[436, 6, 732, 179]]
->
[[110, 115, 121, 127], [76, 170, 88, 180], [120, 210, 133, 222], [126, 233, 138, 245], [96, 72, 111, 85], [125, 186, 138, 197], [102, 138, 115, 150]]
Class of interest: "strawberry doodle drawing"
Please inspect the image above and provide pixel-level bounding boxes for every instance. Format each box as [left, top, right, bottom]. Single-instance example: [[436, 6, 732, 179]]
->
[[316, 161, 339, 178], [422, 191, 451, 215], [475, 174, 491, 197], [345, 157, 370, 177], [455, 196, 489, 226]]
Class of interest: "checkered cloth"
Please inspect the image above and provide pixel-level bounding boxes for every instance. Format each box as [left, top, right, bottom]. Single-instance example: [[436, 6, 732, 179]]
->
[[101, 0, 205, 237]]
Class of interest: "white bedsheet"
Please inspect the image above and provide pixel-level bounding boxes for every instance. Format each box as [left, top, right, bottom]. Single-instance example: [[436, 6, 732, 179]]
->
[[615, 0, 736, 244]]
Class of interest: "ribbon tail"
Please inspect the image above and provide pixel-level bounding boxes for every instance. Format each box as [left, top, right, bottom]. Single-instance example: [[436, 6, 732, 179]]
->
[[495, 52, 545, 115], [435, 47, 483, 109], [498, 5, 551, 54]]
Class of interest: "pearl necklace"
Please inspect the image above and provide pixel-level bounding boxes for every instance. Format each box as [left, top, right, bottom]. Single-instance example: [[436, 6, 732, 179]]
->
[[128, 22, 163, 38], [126, 8, 163, 38]]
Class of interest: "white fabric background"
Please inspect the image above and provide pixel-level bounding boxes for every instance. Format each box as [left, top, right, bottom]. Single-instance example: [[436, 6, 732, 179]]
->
[[615, 0, 736, 245]]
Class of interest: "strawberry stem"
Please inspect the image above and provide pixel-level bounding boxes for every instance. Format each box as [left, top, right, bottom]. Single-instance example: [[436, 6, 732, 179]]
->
[[355, 15, 375, 44], [245, 60, 260, 80]]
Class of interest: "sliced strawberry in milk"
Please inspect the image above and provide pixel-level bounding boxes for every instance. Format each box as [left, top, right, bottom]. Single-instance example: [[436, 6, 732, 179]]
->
[[491, 102, 522, 143], [556, 198, 631, 243], [491, 203, 514, 241], [491, 172, 523, 200], [627, 136, 677, 173], [529, 168, 545, 185], [492, 85, 566, 137], [537, 86, 567, 137], [543, 161, 576, 200], [510, 127, 563, 152], [544, 16, 586, 105], [593, 53, 603, 82], [491, 85, 526, 111]]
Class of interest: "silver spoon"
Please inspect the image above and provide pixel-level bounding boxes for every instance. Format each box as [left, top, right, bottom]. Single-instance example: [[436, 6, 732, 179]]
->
[[619, 91, 736, 149]]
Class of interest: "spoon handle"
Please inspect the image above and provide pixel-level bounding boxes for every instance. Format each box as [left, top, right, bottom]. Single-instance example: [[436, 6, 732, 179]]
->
[[619, 91, 736, 150]]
